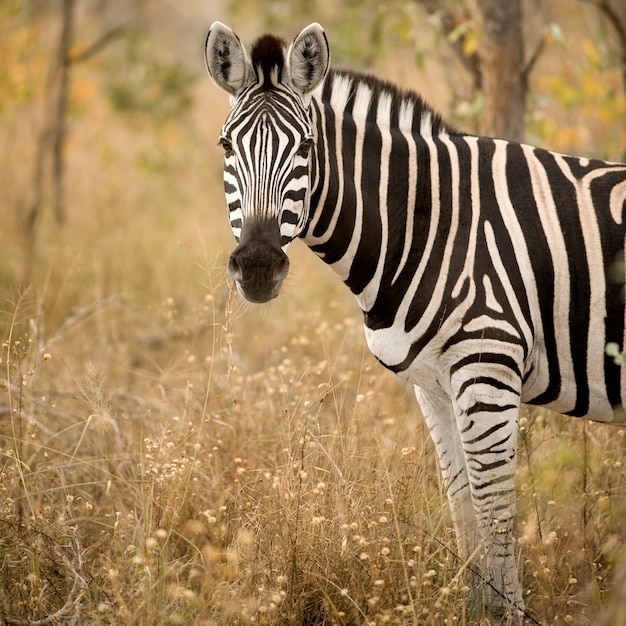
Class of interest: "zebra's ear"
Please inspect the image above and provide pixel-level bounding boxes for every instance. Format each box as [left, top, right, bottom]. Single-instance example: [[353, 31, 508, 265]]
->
[[287, 23, 330, 96], [205, 22, 252, 96]]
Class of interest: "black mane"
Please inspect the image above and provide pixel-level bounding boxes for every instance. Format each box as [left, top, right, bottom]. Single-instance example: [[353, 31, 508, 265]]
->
[[250, 34, 286, 88], [322, 68, 459, 136]]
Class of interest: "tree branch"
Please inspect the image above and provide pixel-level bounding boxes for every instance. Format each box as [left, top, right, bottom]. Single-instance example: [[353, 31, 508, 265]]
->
[[522, 31, 547, 81], [413, 0, 482, 89], [579, 0, 626, 95], [580, 0, 626, 41], [69, 25, 129, 63]]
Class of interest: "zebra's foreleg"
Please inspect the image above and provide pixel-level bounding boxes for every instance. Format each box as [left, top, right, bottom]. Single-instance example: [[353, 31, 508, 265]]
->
[[451, 369, 525, 619], [414, 386, 479, 576]]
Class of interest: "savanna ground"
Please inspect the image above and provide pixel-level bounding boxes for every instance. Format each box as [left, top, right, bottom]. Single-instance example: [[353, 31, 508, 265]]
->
[[1, 3, 626, 625]]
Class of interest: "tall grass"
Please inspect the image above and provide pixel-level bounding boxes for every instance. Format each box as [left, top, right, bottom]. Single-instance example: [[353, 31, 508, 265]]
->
[[1, 7, 625, 625]]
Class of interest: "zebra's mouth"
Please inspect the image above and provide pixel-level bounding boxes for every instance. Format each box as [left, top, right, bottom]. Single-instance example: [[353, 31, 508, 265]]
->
[[229, 257, 289, 303]]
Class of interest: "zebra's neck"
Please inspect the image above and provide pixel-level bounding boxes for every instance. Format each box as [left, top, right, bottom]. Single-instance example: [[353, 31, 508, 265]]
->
[[302, 68, 456, 312]]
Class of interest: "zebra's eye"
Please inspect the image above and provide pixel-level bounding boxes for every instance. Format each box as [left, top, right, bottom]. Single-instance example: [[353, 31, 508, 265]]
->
[[219, 137, 234, 156], [295, 139, 313, 159]]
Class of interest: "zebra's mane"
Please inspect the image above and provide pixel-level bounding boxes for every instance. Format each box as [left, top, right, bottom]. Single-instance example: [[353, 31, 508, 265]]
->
[[320, 68, 458, 136]]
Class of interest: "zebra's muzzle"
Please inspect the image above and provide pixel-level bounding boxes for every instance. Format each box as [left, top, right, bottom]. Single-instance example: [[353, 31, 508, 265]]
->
[[228, 219, 290, 303]]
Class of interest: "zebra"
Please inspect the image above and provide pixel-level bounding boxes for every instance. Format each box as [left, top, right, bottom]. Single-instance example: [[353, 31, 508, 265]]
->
[[205, 21, 626, 622]]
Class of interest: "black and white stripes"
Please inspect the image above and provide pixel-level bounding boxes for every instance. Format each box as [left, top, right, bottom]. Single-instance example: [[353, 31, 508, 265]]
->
[[206, 22, 626, 621], [306, 70, 626, 424]]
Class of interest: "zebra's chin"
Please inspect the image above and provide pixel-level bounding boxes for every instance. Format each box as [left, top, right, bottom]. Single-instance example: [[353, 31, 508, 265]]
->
[[232, 278, 284, 304], [228, 247, 289, 303]]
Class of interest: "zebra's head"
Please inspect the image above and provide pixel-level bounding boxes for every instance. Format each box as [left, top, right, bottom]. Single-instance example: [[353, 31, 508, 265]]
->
[[205, 22, 330, 303]]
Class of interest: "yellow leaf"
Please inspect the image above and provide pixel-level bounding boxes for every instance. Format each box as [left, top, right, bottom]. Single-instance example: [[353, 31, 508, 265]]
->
[[463, 29, 479, 57], [581, 38, 601, 66]]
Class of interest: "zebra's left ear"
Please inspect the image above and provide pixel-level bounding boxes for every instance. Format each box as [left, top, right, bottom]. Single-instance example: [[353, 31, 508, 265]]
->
[[205, 22, 253, 97], [287, 23, 330, 96]]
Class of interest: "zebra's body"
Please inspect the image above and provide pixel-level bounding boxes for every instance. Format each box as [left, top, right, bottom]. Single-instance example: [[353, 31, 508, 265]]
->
[[205, 22, 626, 621], [309, 70, 625, 422]]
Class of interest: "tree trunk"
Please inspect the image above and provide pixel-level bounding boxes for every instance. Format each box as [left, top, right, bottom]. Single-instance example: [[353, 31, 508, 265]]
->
[[52, 0, 76, 226], [476, 0, 527, 142]]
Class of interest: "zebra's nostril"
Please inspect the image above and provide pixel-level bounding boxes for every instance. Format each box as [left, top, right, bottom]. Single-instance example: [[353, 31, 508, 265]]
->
[[228, 255, 242, 281], [274, 256, 289, 281]]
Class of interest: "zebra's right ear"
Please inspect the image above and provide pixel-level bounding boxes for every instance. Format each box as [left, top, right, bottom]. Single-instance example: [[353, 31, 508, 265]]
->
[[205, 22, 252, 97], [288, 23, 330, 96]]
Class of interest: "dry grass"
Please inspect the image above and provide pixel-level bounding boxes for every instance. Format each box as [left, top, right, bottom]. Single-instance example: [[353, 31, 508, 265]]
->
[[1, 6, 626, 626], [2, 256, 626, 626]]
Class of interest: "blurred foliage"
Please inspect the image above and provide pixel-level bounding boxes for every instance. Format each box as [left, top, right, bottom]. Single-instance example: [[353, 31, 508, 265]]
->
[[0, 2, 47, 111], [102, 30, 197, 123], [606, 342, 626, 366], [227, 0, 626, 158], [0, 0, 223, 304], [528, 33, 626, 160], [226, 0, 425, 67]]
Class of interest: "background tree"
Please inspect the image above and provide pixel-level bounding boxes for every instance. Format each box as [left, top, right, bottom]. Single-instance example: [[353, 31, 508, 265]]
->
[[475, 0, 526, 141], [24, 0, 129, 274], [415, 0, 545, 141]]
